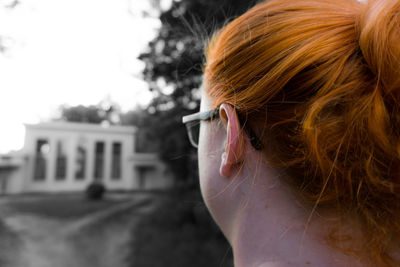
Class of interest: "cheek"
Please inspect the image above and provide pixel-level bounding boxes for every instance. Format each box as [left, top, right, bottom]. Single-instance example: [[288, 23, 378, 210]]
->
[[198, 123, 232, 226], [198, 149, 220, 202], [198, 123, 220, 201]]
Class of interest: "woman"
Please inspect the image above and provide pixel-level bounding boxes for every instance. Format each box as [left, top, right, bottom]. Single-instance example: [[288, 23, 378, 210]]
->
[[183, 0, 400, 266]]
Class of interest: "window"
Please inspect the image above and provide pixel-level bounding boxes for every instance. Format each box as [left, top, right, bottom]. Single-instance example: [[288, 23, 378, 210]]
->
[[55, 141, 67, 180], [94, 141, 104, 180], [75, 145, 86, 180], [33, 139, 50, 181], [111, 142, 122, 180]]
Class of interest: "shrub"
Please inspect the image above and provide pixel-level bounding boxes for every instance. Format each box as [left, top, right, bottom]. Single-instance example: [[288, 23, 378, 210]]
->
[[85, 182, 106, 200]]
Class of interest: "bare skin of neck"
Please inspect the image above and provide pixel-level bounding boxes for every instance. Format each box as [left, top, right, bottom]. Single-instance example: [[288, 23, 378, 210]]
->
[[212, 152, 366, 267]]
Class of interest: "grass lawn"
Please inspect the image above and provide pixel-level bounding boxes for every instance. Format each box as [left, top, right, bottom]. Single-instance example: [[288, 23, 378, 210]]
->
[[6, 194, 130, 220]]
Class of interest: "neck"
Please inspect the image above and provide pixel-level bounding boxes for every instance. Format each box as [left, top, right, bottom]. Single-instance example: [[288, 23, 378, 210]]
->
[[225, 158, 364, 267]]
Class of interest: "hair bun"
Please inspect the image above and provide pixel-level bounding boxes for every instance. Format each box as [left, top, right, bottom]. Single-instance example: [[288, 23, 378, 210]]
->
[[359, 0, 400, 94]]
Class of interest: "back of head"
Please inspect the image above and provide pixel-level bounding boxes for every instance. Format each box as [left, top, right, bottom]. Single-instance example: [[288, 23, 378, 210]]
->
[[204, 0, 400, 265]]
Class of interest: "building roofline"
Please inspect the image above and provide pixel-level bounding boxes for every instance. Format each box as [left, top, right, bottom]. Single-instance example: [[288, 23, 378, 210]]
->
[[24, 121, 137, 134]]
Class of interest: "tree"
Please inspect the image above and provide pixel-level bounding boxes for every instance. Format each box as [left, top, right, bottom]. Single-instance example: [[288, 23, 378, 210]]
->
[[120, 109, 161, 153], [1, 0, 20, 9], [138, 0, 259, 185], [57, 105, 105, 124], [56, 98, 122, 125], [128, 3, 262, 265], [0, 0, 20, 53]]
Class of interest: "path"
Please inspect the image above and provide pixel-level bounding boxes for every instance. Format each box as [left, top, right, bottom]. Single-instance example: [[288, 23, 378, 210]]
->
[[0, 194, 157, 267]]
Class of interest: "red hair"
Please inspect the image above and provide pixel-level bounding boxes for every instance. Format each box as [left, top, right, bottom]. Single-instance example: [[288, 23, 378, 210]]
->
[[204, 0, 400, 265]]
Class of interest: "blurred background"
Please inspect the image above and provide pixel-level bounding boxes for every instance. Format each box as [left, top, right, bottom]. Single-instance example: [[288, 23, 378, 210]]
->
[[0, 0, 258, 266]]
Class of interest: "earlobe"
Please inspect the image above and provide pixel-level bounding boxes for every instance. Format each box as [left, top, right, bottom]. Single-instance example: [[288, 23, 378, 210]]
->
[[219, 104, 244, 177]]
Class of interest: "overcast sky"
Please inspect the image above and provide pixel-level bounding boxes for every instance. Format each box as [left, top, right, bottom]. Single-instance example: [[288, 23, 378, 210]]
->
[[0, 0, 169, 153]]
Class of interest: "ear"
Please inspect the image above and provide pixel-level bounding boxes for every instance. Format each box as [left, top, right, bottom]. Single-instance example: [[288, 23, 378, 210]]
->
[[219, 104, 244, 177]]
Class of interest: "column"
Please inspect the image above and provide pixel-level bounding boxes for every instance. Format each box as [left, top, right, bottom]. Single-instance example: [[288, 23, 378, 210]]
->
[[86, 140, 94, 184], [47, 137, 57, 189], [103, 140, 111, 185], [67, 137, 77, 185]]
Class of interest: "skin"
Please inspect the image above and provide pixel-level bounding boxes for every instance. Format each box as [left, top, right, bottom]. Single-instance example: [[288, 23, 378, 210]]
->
[[198, 90, 366, 267]]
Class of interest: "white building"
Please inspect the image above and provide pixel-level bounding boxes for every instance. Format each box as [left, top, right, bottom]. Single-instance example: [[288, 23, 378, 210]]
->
[[0, 121, 173, 194]]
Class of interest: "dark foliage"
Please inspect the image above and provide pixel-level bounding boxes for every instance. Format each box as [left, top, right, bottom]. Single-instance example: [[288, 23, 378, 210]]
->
[[85, 182, 106, 200], [122, 106, 198, 186], [127, 190, 233, 267], [140, 0, 260, 110], [57, 100, 121, 125], [59, 105, 104, 124]]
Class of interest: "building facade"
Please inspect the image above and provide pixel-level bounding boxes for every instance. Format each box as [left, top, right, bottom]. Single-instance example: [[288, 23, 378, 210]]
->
[[0, 122, 172, 194]]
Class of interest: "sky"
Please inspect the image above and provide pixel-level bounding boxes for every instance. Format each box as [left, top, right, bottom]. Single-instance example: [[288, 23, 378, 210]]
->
[[0, 0, 169, 153]]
